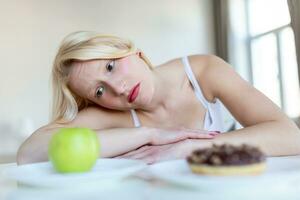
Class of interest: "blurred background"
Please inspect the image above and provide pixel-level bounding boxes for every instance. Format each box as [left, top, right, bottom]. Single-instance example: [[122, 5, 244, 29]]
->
[[0, 0, 299, 163]]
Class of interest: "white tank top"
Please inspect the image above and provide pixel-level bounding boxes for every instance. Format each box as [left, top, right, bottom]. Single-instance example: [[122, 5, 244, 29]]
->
[[130, 56, 225, 132]]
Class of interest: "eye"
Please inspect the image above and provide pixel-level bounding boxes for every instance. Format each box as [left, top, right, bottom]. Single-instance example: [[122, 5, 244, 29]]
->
[[95, 86, 105, 98], [106, 60, 115, 72]]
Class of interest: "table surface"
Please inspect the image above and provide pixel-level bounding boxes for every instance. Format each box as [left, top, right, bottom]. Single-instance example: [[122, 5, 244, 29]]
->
[[1, 156, 300, 200]]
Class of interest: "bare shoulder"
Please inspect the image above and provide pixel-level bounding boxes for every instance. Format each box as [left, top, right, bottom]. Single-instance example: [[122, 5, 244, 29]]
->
[[185, 54, 227, 102], [190, 54, 240, 99], [188, 54, 288, 126], [156, 55, 289, 128], [44, 106, 133, 131], [160, 54, 211, 67], [156, 55, 222, 102]]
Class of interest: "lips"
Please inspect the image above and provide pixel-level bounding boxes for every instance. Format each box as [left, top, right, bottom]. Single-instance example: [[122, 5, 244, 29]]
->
[[128, 83, 140, 103]]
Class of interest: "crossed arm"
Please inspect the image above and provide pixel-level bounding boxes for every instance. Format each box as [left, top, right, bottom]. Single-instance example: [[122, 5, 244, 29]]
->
[[117, 55, 300, 163], [16, 123, 217, 165], [202, 55, 300, 155], [17, 55, 300, 165]]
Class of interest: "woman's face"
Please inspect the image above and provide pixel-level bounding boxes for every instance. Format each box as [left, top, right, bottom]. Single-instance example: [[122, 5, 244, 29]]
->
[[68, 54, 154, 110]]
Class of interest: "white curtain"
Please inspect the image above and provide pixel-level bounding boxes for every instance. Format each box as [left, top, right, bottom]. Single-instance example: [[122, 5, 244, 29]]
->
[[213, 0, 229, 62], [287, 0, 300, 86]]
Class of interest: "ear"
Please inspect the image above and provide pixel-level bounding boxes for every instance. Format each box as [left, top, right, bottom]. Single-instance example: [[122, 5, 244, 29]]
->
[[135, 49, 142, 58]]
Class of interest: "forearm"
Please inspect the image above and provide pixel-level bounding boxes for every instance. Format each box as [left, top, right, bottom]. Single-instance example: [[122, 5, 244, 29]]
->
[[185, 120, 300, 157], [17, 126, 153, 165], [98, 127, 153, 157]]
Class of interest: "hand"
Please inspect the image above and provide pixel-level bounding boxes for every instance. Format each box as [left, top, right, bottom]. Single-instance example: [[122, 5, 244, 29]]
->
[[116, 139, 212, 164], [150, 127, 219, 145]]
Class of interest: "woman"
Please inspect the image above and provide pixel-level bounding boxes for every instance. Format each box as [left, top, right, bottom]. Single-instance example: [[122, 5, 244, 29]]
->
[[17, 31, 300, 165]]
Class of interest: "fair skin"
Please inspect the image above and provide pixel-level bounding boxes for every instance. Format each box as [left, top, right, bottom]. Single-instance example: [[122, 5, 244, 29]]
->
[[117, 55, 300, 163], [17, 53, 300, 165], [16, 53, 217, 165]]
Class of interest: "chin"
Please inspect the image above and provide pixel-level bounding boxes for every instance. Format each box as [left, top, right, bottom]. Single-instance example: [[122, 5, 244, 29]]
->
[[144, 90, 154, 106], [98, 104, 118, 111]]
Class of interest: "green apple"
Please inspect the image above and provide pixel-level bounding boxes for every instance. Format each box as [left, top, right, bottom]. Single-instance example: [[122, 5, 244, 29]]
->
[[48, 127, 100, 173]]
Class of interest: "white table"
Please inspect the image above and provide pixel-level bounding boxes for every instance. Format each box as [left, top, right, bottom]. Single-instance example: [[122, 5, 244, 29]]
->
[[1, 156, 300, 200]]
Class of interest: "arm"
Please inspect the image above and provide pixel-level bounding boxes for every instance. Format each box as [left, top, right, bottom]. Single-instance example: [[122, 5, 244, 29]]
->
[[188, 55, 300, 156], [17, 126, 153, 165], [184, 120, 300, 157], [119, 55, 300, 163], [17, 106, 215, 165]]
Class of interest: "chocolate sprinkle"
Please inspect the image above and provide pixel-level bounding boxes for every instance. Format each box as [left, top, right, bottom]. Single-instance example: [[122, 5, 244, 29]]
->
[[186, 144, 266, 166]]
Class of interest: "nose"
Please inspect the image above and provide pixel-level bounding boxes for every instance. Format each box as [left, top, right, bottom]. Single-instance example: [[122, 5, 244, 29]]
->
[[105, 78, 126, 95]]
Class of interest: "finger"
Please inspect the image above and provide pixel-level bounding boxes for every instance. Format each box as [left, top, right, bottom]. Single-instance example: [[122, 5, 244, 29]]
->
[[178, 128, 220, 138], [120, 145, 152, 157], [128, 149, 155, 160], [179, 131, 214, 139], [178, 127, 205, 132], [141, 156, 157, 165], [116, 154, 142, 159], [120, 146, 159, 161], [115, 154, 129, 159], [179, 127, 221, 135], [116, 152, 149, 160], [185, 129, 217, 135], [190, 133, 216, 139], [116, 145, 151, 157]]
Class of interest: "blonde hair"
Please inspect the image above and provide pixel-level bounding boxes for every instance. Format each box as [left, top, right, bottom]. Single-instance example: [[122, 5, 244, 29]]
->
[[51, 31, 153, 123]]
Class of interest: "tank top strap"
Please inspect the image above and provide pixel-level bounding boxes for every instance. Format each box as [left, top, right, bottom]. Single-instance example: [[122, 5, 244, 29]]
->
[[182, 56, 216, 130], [182, 56, 210, 109], [130, 109, 141, 127]]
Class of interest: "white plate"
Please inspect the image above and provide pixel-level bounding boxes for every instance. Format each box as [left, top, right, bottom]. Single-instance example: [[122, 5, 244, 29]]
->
[[148, 157, 300, 190], [2, 158, 146, 187]]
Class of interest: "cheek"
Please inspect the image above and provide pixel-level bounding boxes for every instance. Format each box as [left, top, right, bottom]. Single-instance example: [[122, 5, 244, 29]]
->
[[98, 97, 120, 108], [118, 57, 130, 74]]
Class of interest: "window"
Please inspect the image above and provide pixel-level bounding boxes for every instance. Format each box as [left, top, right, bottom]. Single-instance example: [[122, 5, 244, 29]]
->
[[246, 0, 300, 117]]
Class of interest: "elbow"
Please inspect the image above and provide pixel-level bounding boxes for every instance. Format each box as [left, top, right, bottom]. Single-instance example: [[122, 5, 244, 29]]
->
[[286, 119, 300, 136], [291, 127, 300, 154], [278, 117, 300, 135], [16, 142, 45, 166], [16, 141, 33, 165], [284, 120, 300, 155], [16, 126, 54, 165], [16, 144, 28, 165], [16, 132, 45, 165], [16, 131, 36, 165]]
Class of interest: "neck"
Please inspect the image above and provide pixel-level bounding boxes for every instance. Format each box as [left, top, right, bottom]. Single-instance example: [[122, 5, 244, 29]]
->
[[137, 65, 179, 118]]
